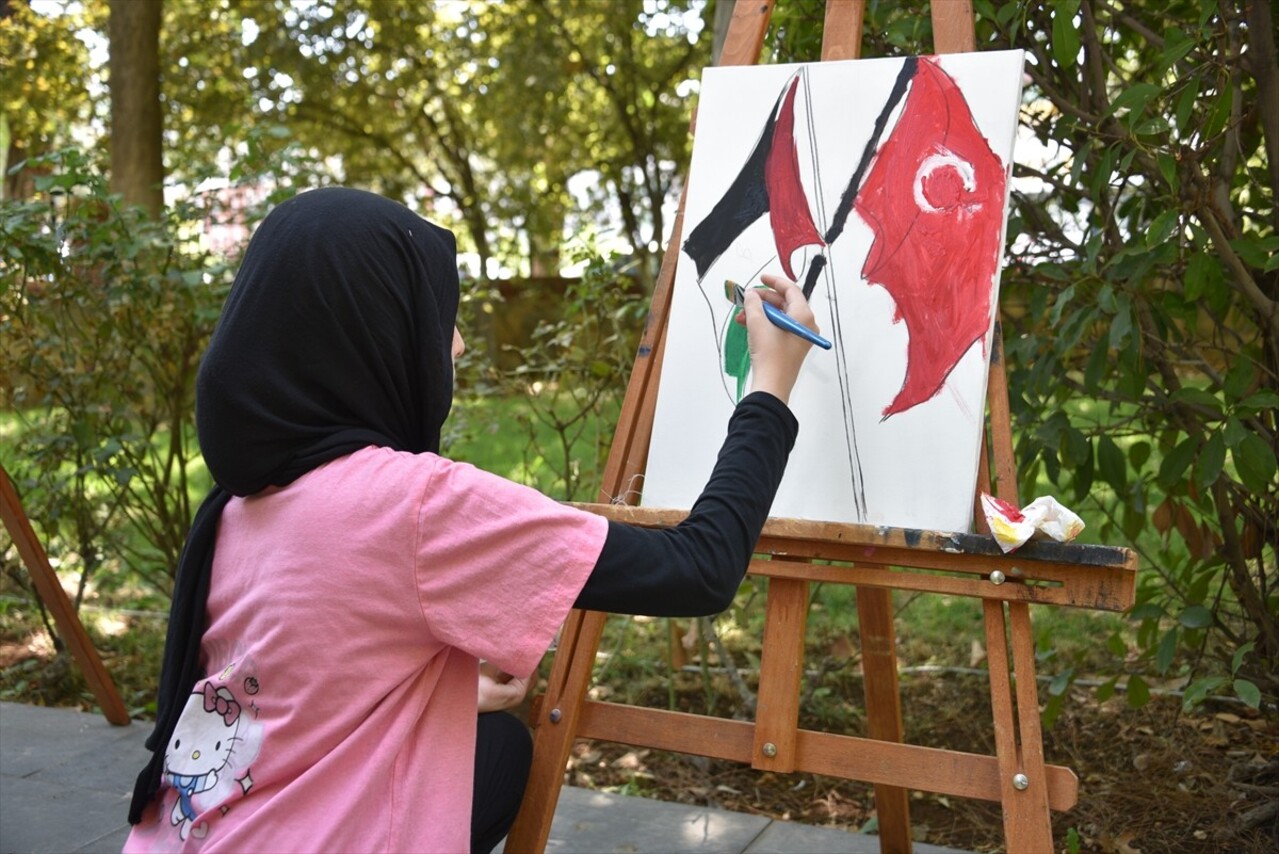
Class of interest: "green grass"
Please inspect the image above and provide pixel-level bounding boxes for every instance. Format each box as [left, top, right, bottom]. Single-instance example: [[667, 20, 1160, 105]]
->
[[446, 388, 621, 501]]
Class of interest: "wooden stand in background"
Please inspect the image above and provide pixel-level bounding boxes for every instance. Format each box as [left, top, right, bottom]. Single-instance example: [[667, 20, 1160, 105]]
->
[[507, 3, 1137, 851], [0, 464, 130, 726]]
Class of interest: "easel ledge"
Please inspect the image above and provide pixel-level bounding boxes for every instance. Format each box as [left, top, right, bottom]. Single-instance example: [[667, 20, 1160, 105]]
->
[[574, 502, 1137, 612]]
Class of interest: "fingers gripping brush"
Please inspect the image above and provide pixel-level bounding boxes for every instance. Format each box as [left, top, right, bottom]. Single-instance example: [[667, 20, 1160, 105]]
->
[[725, 280, 832, 350]]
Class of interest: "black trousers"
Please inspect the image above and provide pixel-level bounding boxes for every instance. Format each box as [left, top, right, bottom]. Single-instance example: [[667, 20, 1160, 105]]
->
[[471, 712, 533, 854]]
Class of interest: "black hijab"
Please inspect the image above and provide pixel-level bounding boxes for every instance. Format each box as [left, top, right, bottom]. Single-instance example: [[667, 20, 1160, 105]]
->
[[129, 187, 460, 823]]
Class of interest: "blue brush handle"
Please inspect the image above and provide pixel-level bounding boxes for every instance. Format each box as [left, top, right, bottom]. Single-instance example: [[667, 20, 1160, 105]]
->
[[760, 300, 832, 350]]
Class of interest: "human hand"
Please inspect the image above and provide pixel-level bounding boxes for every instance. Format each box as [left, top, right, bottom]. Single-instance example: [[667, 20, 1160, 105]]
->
[[735, 273, 817, 405], [477, 660, 529, 713]]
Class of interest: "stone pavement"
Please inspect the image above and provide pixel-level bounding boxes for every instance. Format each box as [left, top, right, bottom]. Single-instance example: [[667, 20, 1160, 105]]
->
[[0, 701, 970, 853]]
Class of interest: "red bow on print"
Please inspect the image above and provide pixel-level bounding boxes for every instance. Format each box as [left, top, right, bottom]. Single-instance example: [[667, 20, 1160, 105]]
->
[[202, 683, 241, 726]]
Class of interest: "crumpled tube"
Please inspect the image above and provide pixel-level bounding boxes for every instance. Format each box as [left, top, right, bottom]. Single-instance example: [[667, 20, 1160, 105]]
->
[[981, 493, 1085, 553]]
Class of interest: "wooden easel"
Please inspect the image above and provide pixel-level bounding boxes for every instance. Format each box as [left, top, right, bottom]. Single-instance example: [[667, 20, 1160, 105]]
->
[[506, 2, 1138, 852], [0, 463, 131, 726]]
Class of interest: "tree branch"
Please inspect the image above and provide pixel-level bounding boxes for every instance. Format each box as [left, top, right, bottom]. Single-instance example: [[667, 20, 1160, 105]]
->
[[1244, 0, 1279, 229], [1197, 203, 1279, 346]]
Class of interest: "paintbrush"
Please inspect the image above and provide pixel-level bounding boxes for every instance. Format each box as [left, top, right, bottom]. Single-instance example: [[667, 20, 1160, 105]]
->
[[725, 280, 832, 350]]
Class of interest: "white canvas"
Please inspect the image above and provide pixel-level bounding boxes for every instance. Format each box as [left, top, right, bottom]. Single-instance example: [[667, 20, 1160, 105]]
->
[[642, 51, 1026, 533]]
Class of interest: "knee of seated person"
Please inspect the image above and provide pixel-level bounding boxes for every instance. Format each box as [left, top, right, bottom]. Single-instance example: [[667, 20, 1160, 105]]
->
[[480, 711, 532, 765]]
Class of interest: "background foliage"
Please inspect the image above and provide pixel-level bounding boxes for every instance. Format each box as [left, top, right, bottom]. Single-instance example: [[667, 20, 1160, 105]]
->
[[1, 138, 314, 604], [765, 0, 1277, 714], [1, 0, 1274, 733]]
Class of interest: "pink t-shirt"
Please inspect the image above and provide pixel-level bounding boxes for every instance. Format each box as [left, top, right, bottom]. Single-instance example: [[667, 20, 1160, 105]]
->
[[125, 446, 608, 853]]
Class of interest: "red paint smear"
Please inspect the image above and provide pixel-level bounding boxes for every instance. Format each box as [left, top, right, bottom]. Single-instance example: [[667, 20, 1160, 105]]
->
[[766, 77, 824, 281], [854, 57, 1006, 418], [985, 493, 1024, 522]]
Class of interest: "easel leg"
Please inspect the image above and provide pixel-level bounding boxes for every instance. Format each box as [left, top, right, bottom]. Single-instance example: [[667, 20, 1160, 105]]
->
[[857, 586, 912, 854], [506, 608, 608, 852], [752, 576, 808, 773], [983, 599, 1053, 853], [0, 465, 129, 726]]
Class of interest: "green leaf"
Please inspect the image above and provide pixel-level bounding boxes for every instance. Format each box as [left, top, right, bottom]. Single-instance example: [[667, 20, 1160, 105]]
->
[[1133, 116, 1171, 135], [1037, 263, 1072, 281], [1042, 691, 1066, 728], [1062, 427, 1091, 467], [1107, 82, 1161, 119], [1234, 433, 1278, 492], [1181, 676, 1225, 712], [1183, 253, 1219, 301], [1231, 642, 1256, 675], [1126, 674, 1151, 708], [1108, 295, 1133, 349], [1174, 78, 1199, 129], [1238, 390, 1279, 415], [1177, 604, 1214, 628], [1169, 386, 1222, 416], [1072, 449, 1095, 502], [1222, 417, 1248, 449], [1146, 210, 1179, 248], [1195, 432, 1225, 490], [1230, 236, 1279, 269], [1089, 148, 1115, 203], [1155, 627, 1178, 674], [1159, 31, 1197, 73], [1233, 679, 1261, 709], [1098, 434, 1127, 491], [1188, 572, 1212, 607], [1107, 633, 1128, 657], [1128, 441, 1152, 470], [995, 2, 1021, 27], [1094, 677, 1118, 702], [1082, 336, 1110, 391], [1157, 437, 1197, 489], [1129, 602, 1165, 622], [1068, 140, 1091, 185], [1098, 283, 1117, 313], [1222, 358, 1257, 402], [1052, 1, 1082, 69], [1157, 153, 1180, 193], [1204, 88, 1232, 137], [1049, 283, 1077, 325]]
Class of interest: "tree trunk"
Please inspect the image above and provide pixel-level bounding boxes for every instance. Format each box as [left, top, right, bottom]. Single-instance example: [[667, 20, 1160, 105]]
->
[[108, 0, 164, 218], [1, 0, 34, 202]]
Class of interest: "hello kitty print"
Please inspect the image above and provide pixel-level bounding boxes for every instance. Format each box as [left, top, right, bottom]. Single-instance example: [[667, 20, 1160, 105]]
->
[[163, 659, 264, 842]]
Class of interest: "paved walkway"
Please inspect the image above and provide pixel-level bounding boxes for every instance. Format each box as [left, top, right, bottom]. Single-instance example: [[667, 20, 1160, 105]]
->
[[1, 701, 969, 853]]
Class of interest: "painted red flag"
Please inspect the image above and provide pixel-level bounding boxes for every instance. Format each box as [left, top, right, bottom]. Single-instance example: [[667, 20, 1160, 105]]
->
[[766, 77, 824, 280], [683, 74, 822, 282], [854, 57, 1007, 418]]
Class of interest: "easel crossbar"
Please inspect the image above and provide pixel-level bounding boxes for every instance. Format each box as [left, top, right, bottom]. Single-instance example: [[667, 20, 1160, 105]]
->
[[574, 700, 1079, 812], [750, 558, 1128, 612]]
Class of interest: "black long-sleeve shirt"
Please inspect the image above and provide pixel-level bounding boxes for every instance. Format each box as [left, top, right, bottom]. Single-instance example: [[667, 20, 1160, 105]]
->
[[574, 391, 798, 617]]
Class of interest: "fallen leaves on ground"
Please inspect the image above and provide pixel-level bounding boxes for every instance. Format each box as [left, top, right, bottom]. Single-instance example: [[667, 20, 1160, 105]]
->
[[560, 674, 1278, 853]]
